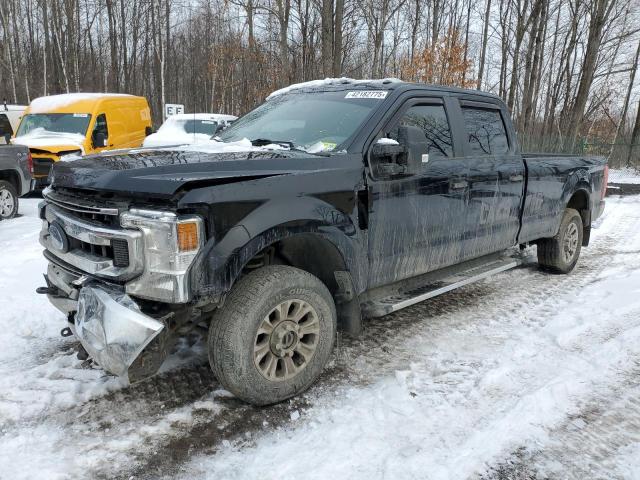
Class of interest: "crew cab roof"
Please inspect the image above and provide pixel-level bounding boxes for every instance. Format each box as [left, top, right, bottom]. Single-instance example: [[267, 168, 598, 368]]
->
[[266, 77, 503, 102]]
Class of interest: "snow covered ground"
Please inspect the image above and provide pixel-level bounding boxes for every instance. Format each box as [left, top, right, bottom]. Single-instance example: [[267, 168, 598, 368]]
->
[[609, 167, 640, 184], [1, 195, 640, 479]]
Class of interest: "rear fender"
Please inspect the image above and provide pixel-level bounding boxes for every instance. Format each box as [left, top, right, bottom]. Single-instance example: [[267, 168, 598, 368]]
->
[[552, 171, 592, 236]]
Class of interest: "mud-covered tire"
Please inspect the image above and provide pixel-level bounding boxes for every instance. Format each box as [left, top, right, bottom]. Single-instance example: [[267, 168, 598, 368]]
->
[[537, 208, 583, 273], [0, 180, 18, 220], [208, 265, 336, 406]]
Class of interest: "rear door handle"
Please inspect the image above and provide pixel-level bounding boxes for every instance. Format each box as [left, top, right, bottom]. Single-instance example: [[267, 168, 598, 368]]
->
[[509, 174, 523, 182], [450, 180, 468, 190]]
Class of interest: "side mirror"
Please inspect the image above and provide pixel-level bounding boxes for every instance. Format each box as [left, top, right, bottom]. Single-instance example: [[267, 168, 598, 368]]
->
[[397, 125, 428, 175], [214, 123, 225, 135], [93, 131, 107, 148], [371, 139, 408, 177]]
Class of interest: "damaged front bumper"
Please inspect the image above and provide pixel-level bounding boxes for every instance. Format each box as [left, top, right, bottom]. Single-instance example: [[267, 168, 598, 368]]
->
[[41, 260, 168, 382], [75, 285, 165, 380]]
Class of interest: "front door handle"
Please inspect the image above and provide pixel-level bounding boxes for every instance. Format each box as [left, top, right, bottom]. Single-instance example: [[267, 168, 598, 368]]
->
[[509, 174, 524, 182], [450, 180, 468, 190]]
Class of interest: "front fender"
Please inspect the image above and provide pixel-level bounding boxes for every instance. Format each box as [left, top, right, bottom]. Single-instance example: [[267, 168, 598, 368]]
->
[[189, 196, 366, 301]]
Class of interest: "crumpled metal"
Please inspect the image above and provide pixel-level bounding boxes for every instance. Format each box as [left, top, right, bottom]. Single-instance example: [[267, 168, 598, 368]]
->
[[75, 285, 164, 380]]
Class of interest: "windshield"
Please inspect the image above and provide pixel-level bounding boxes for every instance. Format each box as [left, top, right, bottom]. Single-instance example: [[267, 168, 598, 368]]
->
[[16, 113, 91, 137], [218, 90, 383, 152]]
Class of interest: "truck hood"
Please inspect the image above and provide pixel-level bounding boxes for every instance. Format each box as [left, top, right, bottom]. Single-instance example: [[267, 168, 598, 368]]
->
[[50, 144, 360, 197]]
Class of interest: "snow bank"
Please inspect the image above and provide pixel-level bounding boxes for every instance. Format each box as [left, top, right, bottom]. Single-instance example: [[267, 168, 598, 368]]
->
[[28, 93, 132, 113], [267, 77, 402, 100]]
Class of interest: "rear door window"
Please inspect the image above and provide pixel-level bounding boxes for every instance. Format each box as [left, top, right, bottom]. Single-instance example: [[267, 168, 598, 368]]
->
[[392, 104, 453, 160], [461, 107, 509, 156]]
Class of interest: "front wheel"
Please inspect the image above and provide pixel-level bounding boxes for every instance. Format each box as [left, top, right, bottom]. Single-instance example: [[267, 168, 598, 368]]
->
[[208, 265, 336, 406], [0, 180, 18, 220], [537, 208, 583, 273]]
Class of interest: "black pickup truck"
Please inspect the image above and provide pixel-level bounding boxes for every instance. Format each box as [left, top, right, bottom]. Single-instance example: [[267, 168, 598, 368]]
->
[[37, 79, 607, 405]]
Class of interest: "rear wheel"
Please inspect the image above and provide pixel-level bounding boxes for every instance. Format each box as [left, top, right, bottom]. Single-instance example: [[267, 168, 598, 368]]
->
[[208, 265, 336, 406], [537, 208, 583, 273], [0, 181, 18, 220]]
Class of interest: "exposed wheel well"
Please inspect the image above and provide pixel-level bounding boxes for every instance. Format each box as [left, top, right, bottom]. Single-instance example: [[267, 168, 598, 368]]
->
[[243, 234, 362, 335], [0, 170, 19, 193], [566, 189, 591, 246], [567, 190, 589, 225]]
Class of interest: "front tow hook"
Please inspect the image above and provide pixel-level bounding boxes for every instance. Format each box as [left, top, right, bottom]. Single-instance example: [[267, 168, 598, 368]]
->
[[60, 327, 73, 337], [36, 286, 60, 296]]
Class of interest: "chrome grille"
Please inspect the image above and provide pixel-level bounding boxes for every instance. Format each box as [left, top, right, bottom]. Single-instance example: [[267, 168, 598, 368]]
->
[[44, 189, 120, 227], [39, 201, 143, 281]]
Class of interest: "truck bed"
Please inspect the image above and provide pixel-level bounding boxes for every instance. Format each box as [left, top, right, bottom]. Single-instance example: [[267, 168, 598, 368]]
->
[[519, 154, 607, 244]]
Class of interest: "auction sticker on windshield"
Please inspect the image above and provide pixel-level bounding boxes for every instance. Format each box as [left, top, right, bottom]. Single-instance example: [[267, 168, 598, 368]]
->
[[345, 91, 388, 99]]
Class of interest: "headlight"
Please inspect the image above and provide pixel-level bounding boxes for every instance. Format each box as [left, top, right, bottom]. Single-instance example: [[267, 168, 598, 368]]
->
[[120, 209, 204, 303]]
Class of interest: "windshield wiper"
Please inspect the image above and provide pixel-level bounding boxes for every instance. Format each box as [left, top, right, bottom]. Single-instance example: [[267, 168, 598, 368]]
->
[[249, 138, 334, 156], [250, 138, 296, 149], [250, 138, 324, 155]]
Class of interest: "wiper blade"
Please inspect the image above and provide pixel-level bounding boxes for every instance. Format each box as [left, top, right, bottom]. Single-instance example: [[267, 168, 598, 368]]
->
[[250, 138, 295, 148]]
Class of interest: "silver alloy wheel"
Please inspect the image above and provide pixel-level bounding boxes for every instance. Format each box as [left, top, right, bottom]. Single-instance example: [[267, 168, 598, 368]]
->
[[0, 188, 15, 218], [563, 222, 579, 263], [253, 299, 320, 381]]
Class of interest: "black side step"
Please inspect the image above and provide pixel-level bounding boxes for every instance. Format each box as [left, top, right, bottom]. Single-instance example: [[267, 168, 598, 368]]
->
[[361, 251, 532, 318]]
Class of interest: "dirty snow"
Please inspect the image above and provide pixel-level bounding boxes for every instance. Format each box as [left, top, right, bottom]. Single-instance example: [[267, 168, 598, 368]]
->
[[28, 93, 132, 113], [1, 195, 640, 479]]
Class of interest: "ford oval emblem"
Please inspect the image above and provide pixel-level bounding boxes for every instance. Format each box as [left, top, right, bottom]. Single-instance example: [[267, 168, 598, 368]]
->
[[49, 221, 70, 253]]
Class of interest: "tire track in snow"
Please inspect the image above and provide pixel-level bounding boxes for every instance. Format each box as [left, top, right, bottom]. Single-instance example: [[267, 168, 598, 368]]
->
[[482, 370, 640, 480], [479, 200, 640, 480]]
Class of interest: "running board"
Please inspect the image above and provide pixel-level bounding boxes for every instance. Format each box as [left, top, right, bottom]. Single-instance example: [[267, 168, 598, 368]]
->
[[361, 253, 530, 318]]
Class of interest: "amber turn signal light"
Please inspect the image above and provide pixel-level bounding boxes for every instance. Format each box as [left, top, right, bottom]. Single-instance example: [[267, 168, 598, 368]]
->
[[177, 222, 199, 251]]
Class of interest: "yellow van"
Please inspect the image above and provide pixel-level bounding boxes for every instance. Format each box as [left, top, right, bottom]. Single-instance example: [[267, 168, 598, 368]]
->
[[12, 93, 152, 186]]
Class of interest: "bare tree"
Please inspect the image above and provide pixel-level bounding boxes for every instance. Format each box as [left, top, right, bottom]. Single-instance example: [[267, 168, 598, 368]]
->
[[0, 0, 636, 165]]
